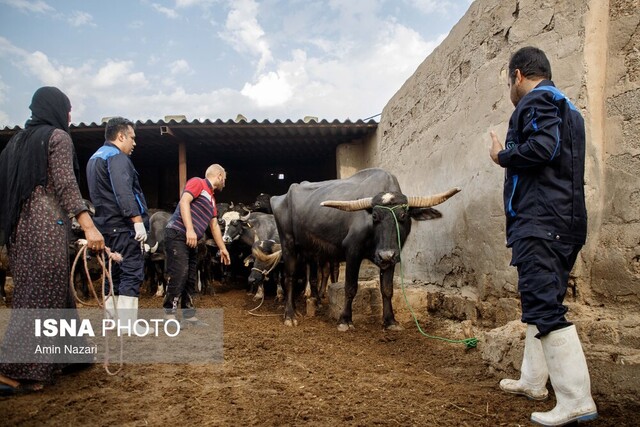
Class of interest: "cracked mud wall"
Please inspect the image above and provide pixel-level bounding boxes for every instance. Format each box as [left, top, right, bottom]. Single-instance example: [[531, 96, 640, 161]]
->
[[589, 0, 640, 306]]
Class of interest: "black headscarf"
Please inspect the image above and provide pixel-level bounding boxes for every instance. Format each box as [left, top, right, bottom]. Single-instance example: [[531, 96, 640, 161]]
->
[[0, 86, 76, 245]]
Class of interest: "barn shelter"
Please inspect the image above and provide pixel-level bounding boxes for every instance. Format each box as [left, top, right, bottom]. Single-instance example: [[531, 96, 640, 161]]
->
[[0, 117, 378, 211]]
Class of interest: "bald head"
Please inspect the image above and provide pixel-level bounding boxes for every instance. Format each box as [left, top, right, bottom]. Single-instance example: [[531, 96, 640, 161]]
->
[[206, 164, 226, 191]]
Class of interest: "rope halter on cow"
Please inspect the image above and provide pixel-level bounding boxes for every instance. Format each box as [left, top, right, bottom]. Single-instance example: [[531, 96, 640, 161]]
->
[[374, 203, 478, 349], [247, 242, 283, 317], [250, 245, 282, 280]]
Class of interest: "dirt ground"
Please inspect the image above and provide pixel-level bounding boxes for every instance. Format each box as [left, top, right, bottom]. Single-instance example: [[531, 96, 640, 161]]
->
[[0, 282, 637, 427]]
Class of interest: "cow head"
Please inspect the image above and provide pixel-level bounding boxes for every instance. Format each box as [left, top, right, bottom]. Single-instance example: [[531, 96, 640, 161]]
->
[[221, 210, 251, 243], [321, 187, 460, 270], [247, 239, 282, 287], [251, 193, 272, 213]]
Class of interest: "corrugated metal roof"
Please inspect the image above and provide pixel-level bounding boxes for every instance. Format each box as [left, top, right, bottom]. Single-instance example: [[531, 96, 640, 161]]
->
[[1, 118, 378, 206], [0, 118, 378, 164]]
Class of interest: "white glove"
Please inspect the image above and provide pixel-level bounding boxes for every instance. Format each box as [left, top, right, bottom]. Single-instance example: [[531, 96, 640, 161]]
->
[[133, 222, 147, 243]]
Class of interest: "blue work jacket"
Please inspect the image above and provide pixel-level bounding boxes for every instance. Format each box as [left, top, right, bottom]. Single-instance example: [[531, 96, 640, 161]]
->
[[86, 141, 149, 234], [498, 80, 587, 246]]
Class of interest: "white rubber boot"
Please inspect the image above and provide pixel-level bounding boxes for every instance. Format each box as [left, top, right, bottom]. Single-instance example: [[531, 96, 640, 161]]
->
[[500, 324, 549, 400], [116, 295, 148, 336], [531, 325, 598, 426], [104, 295, 118, 319]]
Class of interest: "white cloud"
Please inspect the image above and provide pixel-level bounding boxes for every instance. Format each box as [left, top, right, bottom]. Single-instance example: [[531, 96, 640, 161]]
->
[[175, 0, 217, 7], [406, 0, 470, 16], [93, 60, 148, 89], [236, 13, 446, 120], [0, 37, 156, 123], [152, 3, 179, 19], [219, 0, 272, 72], [89, 86, 251, 123], [0, 77, 7, 104], [0, 76, 9, 125], [169, 59, 193, 76], [0, 1, 461, 126], [0, 36, 24, 57], [0, 38, 64, 86], [2, 0, 54, 13], [241, 71, 294, 108], [68, 10, 95, 27], [23, 51, 65, 86], [0, 110, 9, 126], [407, 0, 440, 14], [365, 21, 444, 78]]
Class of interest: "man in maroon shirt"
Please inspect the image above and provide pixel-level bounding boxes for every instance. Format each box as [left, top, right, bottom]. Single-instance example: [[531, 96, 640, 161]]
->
[[163, 164, 230, 323]]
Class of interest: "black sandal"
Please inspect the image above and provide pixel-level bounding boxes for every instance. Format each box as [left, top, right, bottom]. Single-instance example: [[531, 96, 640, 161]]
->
[[0, 378, 44, 396]]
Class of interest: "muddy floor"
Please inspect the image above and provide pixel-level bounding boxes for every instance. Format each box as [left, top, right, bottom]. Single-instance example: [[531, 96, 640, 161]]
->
[[0, 284, 636, 426]]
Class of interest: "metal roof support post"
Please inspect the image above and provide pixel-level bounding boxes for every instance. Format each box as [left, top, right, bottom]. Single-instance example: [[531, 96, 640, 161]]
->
[[160, 125, 187, 197]]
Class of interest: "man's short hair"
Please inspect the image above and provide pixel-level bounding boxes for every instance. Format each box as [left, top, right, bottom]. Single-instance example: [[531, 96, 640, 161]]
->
[[105, 117, 135, 141], [508, 46, 552, 83], [205, 164, 225, 179]]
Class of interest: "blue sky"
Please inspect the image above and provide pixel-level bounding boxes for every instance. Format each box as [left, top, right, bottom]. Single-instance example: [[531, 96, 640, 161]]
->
[[0, 0, 473, 127]]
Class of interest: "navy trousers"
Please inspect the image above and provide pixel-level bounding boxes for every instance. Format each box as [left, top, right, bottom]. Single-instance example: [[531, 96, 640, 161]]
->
[[510, 237, 582, 337], [104, 231, 144, 297], [162, 228, 198, 319]]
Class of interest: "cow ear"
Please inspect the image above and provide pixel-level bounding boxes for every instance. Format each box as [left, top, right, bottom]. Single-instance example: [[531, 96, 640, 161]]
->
[[409, 207, 442, 221]]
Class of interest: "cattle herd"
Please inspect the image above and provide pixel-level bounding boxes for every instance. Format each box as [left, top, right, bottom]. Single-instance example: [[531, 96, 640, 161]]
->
[[0, 168, 459, 330]]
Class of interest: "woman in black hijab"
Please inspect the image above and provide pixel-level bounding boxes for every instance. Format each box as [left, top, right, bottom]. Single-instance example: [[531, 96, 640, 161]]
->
[[0, 87, 104, 393]]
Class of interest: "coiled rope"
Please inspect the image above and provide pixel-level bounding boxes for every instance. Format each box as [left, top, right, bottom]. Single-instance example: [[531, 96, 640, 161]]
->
[[376, 204, 478, 349], [69, 241, 125, 375]]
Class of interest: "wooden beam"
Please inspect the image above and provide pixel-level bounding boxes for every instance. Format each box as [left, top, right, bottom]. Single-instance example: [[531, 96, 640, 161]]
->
[[160, 125, 186, 197], [178, 140, 186, 196]]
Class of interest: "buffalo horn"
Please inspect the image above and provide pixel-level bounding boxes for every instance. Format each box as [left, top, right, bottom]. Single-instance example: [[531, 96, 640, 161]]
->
[[251, 244, 283, 264], [321, 197, 373, 212], [407, 187, 461, 207]]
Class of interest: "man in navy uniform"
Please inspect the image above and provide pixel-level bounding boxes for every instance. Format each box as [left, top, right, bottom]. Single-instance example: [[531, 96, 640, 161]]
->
[[489, 47, 597, 426], [87, 117, 149, 328]]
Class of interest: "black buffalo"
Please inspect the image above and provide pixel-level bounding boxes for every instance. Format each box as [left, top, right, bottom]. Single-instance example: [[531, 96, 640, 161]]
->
[[144, 211, 172, 296], [247, 239, 337, 308], [221, 211, 279, 294], [221, 211, 278, 246], [246, 239, 284, 301], [196, 235, 225, 294], [271, 168, 460, 330], [69, 200, 102, 300], [248, 193, 272, 214]]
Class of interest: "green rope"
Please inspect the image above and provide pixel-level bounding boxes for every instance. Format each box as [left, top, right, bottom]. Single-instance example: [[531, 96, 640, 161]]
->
[[376, 204, 478, 349]]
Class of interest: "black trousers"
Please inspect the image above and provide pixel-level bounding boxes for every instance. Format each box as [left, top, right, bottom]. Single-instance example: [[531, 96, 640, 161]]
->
[[510, 237, 582, 337], [104, 231, 144, 297], [162, 228, 197, 318]]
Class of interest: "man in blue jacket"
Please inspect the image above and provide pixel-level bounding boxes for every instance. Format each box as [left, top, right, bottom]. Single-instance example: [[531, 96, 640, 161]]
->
[[489, 47, 597, 426], [87, 117, 149, 330]]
